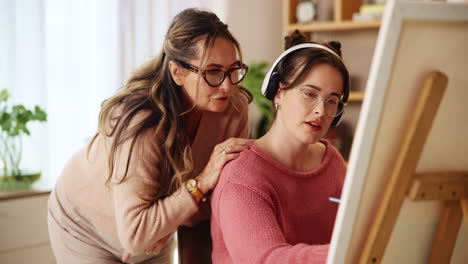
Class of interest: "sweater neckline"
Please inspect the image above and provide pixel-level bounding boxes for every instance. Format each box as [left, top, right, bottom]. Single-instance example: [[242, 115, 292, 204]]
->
[[249, 139, 332, 178]]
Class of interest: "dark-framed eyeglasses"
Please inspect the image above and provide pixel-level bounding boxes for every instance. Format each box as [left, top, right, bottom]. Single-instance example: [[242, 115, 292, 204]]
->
[[173, 59, 248, 87], [294, 85, 345, 118]]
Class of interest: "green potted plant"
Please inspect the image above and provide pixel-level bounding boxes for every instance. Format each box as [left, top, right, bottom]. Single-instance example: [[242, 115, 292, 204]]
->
[[0, 89, 47, 190], [242, 62, 274, 138]]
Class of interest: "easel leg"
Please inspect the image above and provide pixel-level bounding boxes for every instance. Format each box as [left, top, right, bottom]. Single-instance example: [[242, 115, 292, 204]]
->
[[461, 199, 468, 228], [358, 71, 448, 264], [428, 201, 462, 264]]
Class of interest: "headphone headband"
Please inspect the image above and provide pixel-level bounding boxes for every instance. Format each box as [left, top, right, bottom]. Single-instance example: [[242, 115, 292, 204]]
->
[[261, 43, 342, 96]]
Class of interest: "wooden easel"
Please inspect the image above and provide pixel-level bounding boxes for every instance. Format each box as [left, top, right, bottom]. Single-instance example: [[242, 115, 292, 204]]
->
[[357, 71, 468, 264]]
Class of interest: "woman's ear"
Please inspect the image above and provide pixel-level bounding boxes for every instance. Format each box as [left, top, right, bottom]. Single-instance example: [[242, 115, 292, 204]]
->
[[168, 60, 184, 86], [274, 83, 285, 104]]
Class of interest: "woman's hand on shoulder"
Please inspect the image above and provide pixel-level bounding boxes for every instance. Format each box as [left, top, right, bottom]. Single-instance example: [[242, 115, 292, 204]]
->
[[197, 138, 254, 194]]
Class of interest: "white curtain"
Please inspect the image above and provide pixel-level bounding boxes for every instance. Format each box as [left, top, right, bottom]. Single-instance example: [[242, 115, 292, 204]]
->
[[44, 0, 122, 188], [0, 0, 216, 189], [0, 0, 47, 181]]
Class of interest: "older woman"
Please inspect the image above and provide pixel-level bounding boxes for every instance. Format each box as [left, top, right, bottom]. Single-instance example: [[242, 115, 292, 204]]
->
[[48, 8, 252, 264]]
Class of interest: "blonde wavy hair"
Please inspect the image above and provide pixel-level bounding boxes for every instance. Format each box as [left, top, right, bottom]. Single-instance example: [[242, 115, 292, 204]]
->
[[88, 8, 251, 199]]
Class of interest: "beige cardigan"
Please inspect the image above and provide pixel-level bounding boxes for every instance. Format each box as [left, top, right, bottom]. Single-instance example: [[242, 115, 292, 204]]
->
[[48, 92, 249, 263]]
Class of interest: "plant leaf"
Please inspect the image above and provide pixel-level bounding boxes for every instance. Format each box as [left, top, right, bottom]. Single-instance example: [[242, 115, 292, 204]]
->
[[241, 62, 275, 137]]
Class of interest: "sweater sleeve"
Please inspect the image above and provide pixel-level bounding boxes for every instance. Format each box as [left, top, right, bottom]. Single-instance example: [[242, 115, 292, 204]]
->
[[109, 119, 199, 255], [216, 182, 329, 264]]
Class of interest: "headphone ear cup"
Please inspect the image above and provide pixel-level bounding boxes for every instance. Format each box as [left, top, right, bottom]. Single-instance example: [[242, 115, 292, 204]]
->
[[264, 72, 280, 100], [331, 102, 345, 127]]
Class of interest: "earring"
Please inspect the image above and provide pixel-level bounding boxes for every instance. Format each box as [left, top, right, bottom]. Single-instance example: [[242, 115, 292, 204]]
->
[[275, 103, 280, 111]]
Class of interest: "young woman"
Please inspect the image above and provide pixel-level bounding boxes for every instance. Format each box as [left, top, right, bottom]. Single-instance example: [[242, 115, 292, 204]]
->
[[210, 30, 349, 263], [48, 8, 252, 264]]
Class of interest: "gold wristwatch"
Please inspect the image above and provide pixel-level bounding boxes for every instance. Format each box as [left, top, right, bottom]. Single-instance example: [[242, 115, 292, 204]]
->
[[185, 179, 205, 200]]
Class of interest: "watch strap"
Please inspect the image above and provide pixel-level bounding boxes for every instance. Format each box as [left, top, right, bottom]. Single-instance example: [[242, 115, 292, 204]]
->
[[190, 187, 205, 200]]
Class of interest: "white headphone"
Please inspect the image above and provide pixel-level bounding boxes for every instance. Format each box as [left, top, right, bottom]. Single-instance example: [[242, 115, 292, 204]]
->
[[261, 43, 342, 97]]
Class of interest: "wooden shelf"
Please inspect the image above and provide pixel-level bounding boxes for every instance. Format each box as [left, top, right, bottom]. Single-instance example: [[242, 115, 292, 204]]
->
[[286, 20, 381, 33], [348, 91, 364, 103]]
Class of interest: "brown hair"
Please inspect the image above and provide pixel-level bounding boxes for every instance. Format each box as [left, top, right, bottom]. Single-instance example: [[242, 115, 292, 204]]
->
[[278, 30, 350, 96], [88, 8, 250, 199]]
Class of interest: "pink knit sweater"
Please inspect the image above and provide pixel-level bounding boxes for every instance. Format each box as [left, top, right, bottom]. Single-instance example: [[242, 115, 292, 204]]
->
[[210, 140, 346, 264]]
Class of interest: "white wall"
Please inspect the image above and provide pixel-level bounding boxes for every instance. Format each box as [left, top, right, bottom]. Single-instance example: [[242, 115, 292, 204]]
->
[[212, 0, 283, 136], [220, 0, 283, 64]]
